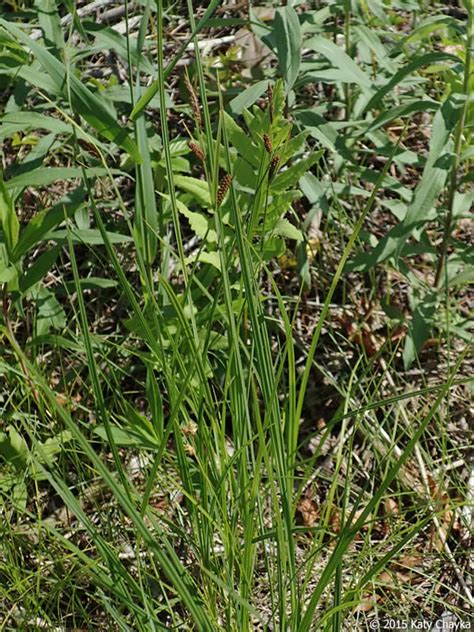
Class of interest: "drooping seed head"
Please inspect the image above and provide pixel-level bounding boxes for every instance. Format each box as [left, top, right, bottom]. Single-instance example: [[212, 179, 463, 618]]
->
[[188, 140, 205, 162], [184, 74, 202, 126]]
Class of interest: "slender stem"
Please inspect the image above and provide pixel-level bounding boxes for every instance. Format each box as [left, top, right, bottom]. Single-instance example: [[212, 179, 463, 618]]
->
[[344, 0, 351, 120], [434, 8, 472, 287], [156, 0, 188, 285]]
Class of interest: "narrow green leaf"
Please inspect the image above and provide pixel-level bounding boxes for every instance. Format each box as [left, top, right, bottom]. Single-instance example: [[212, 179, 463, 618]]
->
[[36, 0, 63, 50], [0, 111, 71, 136], [404, 93, 464, 228], [0, 20, 142, 163], [353, 25, 397, 73], [0, 177, 19, 254], [274, 7, 302, 93], [13, 187, 85, 259], [305, 35, 372, 90], [349, 94, 463, 272], [396, 15, 461, 50], [5, 167, 123, 191], [134, 110, 158, 264], [229, 80, 269, 115], [130, 0, 221, 120], [224, 111, 260, 167], [403, 291, 438, 369], [20, 245, 61, 294], [299, 350, 466, 630], [362, 100, 439, 135], [44, 229, 133, 245], [363, 52, 461, 113]]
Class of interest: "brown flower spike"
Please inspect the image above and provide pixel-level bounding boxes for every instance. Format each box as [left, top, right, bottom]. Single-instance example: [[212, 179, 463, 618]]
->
[[263, 133, 272, 154], [269, 155, 280, 180], [188, 140, 205, 162], [217, 174, 232, 206], [184, 74, 202, 126]]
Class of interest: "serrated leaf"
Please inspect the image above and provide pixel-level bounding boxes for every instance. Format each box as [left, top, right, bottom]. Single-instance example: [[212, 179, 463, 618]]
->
[[34, 431, 73, 466], [185, 250, 221, 271], [273, 218, 303, 241], [174, 175, 211, 206], [94, 424, 158, 450], [0, 263, 17, 284], [12, 481, 27, 512], [261, 236, 285, 260], [177, 202, 217, 243], [33, 287, 66, 334]]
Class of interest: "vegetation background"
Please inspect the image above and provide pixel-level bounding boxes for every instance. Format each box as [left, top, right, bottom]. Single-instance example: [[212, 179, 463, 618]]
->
[[0, 0, 472, 629]]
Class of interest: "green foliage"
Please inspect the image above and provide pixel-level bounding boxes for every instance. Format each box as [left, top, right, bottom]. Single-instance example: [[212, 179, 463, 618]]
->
[[0, 425, 72, 512], [177, 79, 308, 277], [0, 1, 471, 629]]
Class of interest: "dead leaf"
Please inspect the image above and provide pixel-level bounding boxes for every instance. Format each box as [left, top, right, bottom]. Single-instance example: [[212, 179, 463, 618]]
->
[[351, 508, 371, 531], [384, 498, 399, 516], [361, 328, 380, 356], [297, 497, 319, 527], [330, 507, 341, 533], [234, 28, 273, 69], [354, 594, 379, 613]]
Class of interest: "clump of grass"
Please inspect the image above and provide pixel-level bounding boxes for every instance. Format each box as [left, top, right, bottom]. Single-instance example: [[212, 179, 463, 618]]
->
[[0, 1, 472, 630]]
